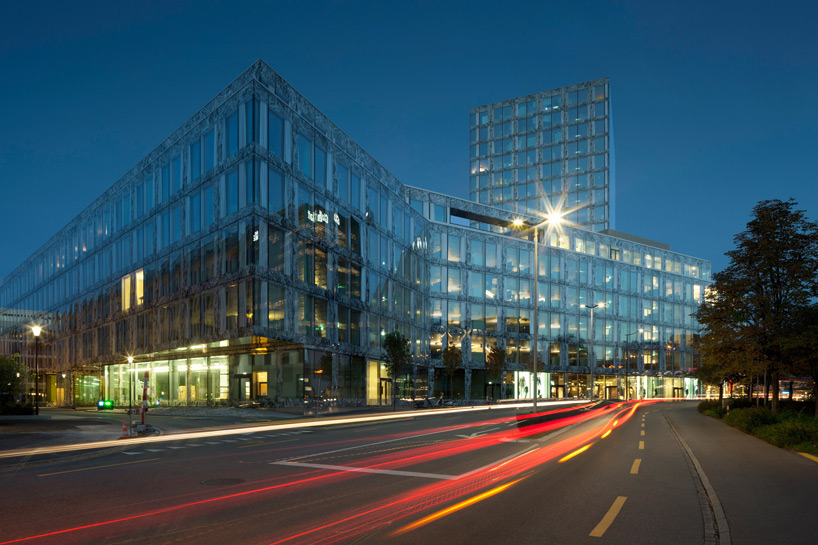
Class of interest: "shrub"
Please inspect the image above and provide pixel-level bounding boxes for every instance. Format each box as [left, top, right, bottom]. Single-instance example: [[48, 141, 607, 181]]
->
[[703, 408, 724, 419], [729, 397, 755, 410], [698, 400, 721, 414], [724, 407, 777, 433], [754, 418, 818, 451], [0, 403, 34, 415]]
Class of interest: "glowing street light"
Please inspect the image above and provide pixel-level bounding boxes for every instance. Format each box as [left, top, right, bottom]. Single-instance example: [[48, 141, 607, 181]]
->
[[31, 325, 42, 416], [512, 210, 565, 411], [128, 355, 134, 437], [582, 303, 605, 399]]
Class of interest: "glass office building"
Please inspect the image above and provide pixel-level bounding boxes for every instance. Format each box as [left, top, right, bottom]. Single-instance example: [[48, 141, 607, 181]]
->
[[469, 79, 614, 232], [0, 61, 709, 407]]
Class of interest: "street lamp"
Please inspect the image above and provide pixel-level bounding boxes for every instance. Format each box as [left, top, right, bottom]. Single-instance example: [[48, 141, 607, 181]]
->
[[624, 329, 644, 401], [513, 211, 564, 411], [31, 325, 41, 416], [582, 303, 605, 399], [128, 355, 134, 437]]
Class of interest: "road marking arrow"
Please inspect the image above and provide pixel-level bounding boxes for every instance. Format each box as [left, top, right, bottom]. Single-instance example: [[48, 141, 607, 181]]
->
[[456, 427, 499, 439]]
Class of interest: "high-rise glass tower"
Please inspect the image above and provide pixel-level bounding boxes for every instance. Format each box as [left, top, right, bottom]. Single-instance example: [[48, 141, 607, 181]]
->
[[468, 78, 614, 232]]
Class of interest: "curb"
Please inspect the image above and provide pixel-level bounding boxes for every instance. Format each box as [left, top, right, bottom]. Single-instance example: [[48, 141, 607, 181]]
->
[[1, 443, 132, 473], [0, 426, 163, 473]]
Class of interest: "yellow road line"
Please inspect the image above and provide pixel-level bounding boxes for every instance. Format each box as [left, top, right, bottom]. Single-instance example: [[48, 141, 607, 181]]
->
[[799, 452, 818, 464], [238, 438, 298, 449], [630, 459, 641, 474], [640, 430, 645, 436], [590, 496, 627, 537], [641, 423, 645, 428], [559, 444, 592, 463], [638, 441, 644, 450], [393, 478, 524, 535], [38, 458, 160, 477]]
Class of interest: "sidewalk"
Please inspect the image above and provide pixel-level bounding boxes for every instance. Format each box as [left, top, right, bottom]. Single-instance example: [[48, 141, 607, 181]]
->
[[0, 402, 437, 454], [0, 406, 304, 452]]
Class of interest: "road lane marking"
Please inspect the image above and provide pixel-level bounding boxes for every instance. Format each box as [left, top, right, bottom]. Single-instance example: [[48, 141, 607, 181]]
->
[[559, 444, 592, 463], [590, 496, 627, 537], [640, 430, 645, 436], [799, 452, 818, 464], [392, 478, 525, 535], [630, 459, 641, 474], [641, 423, 645, 427], [456, 426, 500, 439], [239, 438, 297, 449], [638, 441, 644, 449], [38, 458, 160, 477], [167, 446, 186, 449], [271, 461, 458, 480], [145, 449, 165, 452]]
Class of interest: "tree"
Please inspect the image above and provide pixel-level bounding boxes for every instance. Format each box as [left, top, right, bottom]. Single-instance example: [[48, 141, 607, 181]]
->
[[486, 345, 506, 381], [319, 352, 334, 399], [781, 306, 818, 419], [486, 345, 507, 400], [0, 354, 27, 406], [441, 344, 462, 399], [693, 287, 758, 404], [697, 199, 818, 415], [382, 329, 411, 409]]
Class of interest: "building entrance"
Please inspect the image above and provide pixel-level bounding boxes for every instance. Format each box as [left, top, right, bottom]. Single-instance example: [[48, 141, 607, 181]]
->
[[379, 378, 392, 405]]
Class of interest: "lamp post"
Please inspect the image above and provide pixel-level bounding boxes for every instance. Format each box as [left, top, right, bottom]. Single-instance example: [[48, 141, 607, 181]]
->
[[128, 356, 134, 437], [624, 329, 644, 401], [582, 303, 605, 399], [32, 326, 42, 415], [513, 211, 563, 412]]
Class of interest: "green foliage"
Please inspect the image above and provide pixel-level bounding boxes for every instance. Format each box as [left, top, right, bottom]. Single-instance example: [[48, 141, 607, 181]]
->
[[319, 352, 333, 376], [442, 345, 462, 377], [728, 397, 755, 410], [723, 407, 777, 433], [0, 403, 34, 415], [703, 399, 818, 455], [697, 400, 722, 414], [754, 418, 818, 454], [702, 408, 724, 419], [0, 354, 27, 404], [485, 344, 506, 380], [696, 199, 818, 414], [382, 329, 411, 380], [442, 344, 463, 397]]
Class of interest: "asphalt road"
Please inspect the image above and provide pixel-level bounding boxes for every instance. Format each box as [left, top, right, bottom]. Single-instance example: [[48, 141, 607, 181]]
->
[[1, 401, 816, 545]]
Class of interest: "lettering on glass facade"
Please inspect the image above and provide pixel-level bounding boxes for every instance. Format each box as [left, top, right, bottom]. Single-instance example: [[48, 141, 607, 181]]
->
[[306, 209, 340, 226]]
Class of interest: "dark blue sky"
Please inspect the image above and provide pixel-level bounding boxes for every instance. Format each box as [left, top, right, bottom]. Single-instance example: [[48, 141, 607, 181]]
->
[[1, 0, 816, 281]]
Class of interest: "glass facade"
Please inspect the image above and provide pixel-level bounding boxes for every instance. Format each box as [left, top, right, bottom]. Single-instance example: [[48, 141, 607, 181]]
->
[[469, 79, 614, 232], [414, 187, 709, 399], [0, 61, 709, 408]]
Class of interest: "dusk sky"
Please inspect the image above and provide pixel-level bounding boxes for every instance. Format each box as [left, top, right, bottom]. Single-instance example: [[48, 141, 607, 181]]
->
[[1, 0, 816, 282]]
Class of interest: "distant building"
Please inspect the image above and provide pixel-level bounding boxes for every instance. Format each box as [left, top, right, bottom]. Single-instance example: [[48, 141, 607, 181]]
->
[[0, 61, 710, 407]]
